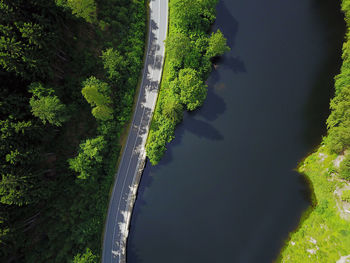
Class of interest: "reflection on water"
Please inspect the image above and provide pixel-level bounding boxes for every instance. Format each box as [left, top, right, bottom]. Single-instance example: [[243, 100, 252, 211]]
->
[[127, 0, 345, 262]]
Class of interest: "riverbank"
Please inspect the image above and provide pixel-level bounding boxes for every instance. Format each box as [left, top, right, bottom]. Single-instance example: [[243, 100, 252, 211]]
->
[[279, 1, 350, 261], [145, 0, 230, 165], [279, 147, 350, 262]]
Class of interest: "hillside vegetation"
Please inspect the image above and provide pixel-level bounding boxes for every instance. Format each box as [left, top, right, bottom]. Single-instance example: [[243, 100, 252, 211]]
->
[[279, 0, 350, 261], [0, 0, 146, 261], [145, 0, 230, 165]]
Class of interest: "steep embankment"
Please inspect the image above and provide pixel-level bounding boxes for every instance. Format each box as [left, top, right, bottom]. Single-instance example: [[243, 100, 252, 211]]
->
[[279, 1, 350, 262]]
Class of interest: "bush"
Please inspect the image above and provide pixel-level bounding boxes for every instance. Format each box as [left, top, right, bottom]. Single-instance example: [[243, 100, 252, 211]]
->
[[339, 154, 350, 180], [341, 190, 350, 202], [146, 0, 229, 165]]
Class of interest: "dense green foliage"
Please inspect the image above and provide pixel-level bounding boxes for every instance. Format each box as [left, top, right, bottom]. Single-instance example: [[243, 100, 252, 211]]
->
[[326, 1, 350, 154], [72, 248, 97, 263], [82, 76, 113, 121], [146, 0, 230, 165], [341, 190, 350, 202], [57, 0, 97, 23], [279, 0, 350, 261], [340, 153, 350, 180], [0, 0, 146, 262], [29, 84, 68, 126]]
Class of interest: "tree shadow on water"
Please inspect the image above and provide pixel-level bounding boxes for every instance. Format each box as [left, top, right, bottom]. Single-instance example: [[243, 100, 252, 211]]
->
[[156, 111, 224, 168], [127, 111, 224, 262], [214, 0, 238, 49], [210, 1, 247, 77], [302, 0, 345, 149], [127, 160, 153, 263], [199, 83, 226, 121]]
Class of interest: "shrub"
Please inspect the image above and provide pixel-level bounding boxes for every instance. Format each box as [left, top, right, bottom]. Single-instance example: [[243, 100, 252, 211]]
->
[[339, 154, 350, 181], [341, 190, 350, 202]]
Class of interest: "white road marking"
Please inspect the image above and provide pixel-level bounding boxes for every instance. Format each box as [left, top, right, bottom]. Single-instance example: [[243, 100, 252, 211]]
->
[[103, 1, 168, 262]]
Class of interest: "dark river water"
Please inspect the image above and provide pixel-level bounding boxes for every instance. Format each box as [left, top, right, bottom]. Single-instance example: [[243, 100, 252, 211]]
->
[[127, 0, 345, 262]]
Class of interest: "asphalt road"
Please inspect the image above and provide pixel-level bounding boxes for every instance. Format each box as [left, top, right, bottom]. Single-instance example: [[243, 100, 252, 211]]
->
[[102, 0, 168, 262]]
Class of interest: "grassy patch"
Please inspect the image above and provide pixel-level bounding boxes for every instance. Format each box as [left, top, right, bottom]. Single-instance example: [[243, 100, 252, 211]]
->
[[279, 147, 350, 262]]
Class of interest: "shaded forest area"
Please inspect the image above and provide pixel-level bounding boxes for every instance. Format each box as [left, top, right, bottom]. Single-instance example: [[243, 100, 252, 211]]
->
[[0, 0, 146, 262]]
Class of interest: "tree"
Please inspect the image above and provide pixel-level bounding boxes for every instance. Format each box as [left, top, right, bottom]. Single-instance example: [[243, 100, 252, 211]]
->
[[57, 0, 97, 23], [73, 248, 97, 263], [341, 190, 350, 202], [30, 95, 67, 126], [339, 153, 350, 181], [162, 94, 183, 124], [206, 29, 230, 58], [82, 82, 111, 106], [101, 48, 126, 83], [0, 0, 61, 79], [327, 122, 350, 153], [0, 119, 43, 206], [146, 119, 174, 165], [165, 32, 191, 67], [170, 0, 215, 31], [69, 136, 106, 179], [172, 68, 207, 111], [91, 105, 114, 121], [326, 86, 350, 153], [82, 76, 113, 121]]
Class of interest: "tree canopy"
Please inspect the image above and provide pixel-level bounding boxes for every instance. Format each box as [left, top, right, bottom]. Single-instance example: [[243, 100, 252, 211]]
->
[[206, 30, 231, 58], [30, 95, 67, 126], [172, 68, 207, 111], [0, 0, 147, 261], [82, 76, 113, 121]]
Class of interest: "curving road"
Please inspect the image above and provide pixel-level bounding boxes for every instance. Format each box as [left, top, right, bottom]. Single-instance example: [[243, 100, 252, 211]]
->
[[102, 0, 168, 262]]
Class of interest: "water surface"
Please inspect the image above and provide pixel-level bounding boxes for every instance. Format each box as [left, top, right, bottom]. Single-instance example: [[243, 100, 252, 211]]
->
[[127, 0, 345, 262]]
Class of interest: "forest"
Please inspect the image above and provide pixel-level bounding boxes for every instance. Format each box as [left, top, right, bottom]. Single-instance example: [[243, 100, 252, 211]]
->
[[279, 0, 350, 261], [0, 0, 146, 262], [145, 0, 230, 164]]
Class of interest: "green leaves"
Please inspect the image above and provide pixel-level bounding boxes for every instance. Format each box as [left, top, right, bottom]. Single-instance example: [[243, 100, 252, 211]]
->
[[146, 116, 175, 165], [91, 105, 114, 121], [82, 79, 111, 106], [30, 95, 67, 126], [0, 0, 146, 261], [341, 189, 350, 202], [206, 29, 230, 58], [174, 68, 207, 111], [28, 82, 67, 126], [165, 32, 191, 67], [339, 153, 350, 180], [170, 0, 217, 32], [73, 248, 97, 263], [82, 76, 113, 121], [0, 0, 60, 79], [101, 48, 126, 83], [0, 118, 42, 206], [162, 95, 183, 124], [325, 25, 350, 153], [57, 0, 97, 23], [68, 136, 106, 180]]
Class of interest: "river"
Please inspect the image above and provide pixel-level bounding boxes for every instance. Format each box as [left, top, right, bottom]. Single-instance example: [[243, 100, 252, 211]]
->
[[127, 0, 345, 262]]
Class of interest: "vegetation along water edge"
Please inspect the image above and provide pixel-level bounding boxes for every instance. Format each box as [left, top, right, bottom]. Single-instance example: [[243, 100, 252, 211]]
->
[[279, 0, 350, 262], [145, 0, 230, 165]]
